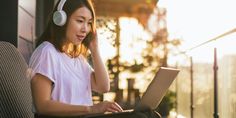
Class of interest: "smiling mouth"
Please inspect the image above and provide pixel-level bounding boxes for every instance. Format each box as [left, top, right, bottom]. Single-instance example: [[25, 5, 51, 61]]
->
[[76, 35, 85, 41]]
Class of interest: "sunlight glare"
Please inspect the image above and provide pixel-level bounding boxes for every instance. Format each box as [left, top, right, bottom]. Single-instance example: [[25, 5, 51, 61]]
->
[[97, 29, 116, 61], [119, 17, 151, 65], [158, 0, 236, 63]]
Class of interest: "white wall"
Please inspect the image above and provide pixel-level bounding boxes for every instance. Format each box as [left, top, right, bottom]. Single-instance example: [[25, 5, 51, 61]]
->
[[18, 0, 36, 63]]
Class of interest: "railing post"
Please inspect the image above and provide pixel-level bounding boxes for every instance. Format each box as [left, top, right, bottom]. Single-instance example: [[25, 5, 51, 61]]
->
[[213, 48, 219, 118], [190, 56, 194, 118]]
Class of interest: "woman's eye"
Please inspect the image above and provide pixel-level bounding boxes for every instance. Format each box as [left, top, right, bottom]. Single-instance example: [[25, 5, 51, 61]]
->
[[76, 20, 83, 23]]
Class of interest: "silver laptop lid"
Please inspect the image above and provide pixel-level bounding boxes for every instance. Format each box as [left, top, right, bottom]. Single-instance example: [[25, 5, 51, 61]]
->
[[136, 67, 180, 110]]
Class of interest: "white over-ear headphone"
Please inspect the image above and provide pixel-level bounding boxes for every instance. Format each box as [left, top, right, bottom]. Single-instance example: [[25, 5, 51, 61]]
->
[[53, 0, 67, 26]]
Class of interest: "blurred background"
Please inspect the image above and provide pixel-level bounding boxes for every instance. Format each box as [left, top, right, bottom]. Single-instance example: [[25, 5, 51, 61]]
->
[[1, 0, 236, 118]]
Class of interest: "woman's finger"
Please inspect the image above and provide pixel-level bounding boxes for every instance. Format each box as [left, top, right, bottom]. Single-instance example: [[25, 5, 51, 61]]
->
[[110, 103, 123, 112], [106, 102, 122, 112], [114, 102, 123, 111]]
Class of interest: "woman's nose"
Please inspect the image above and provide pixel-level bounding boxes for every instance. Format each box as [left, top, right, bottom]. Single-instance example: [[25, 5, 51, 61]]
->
[[81, 23, 89, 33]]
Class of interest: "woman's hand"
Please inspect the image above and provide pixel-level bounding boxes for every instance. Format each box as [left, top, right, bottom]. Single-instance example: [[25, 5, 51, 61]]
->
[[90, 101, 123, 114], [88, 31, 99, 54]]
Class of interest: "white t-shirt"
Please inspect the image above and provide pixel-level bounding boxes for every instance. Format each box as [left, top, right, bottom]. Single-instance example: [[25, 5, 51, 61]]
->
[[29, 41, 93, 107]]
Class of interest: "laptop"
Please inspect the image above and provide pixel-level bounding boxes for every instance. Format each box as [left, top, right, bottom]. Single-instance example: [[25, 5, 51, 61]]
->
[[85, 67, 180, 117], [135, 67, 180, 110]]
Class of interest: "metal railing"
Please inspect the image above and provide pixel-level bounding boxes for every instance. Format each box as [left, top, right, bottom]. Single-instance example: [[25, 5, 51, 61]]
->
[[175, 28, 236, 118]]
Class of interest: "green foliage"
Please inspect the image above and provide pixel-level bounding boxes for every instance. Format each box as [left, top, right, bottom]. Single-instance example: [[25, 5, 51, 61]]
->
[[156, 90, 176, 117]]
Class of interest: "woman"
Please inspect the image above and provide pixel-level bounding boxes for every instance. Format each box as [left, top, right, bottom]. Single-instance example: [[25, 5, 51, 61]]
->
[[29, 0, 123, 117]]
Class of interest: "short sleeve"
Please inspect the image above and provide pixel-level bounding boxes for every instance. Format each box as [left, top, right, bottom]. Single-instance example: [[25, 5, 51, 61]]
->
[[28, 42, 57, 83], [81, 56, 94, 80]]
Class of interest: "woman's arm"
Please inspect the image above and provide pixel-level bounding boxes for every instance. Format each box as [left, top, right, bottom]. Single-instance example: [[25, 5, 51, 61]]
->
[[31, 74, 91, 116], [89, 32, 110, 93], [31, 74, 122, 116]]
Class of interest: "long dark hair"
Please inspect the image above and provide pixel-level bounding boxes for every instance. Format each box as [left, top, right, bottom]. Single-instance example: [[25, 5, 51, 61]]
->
[[36, 0, 96, 56]]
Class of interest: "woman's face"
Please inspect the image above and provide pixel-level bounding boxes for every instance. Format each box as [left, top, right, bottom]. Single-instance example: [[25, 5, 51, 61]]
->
[[65, 6, 93, 45]]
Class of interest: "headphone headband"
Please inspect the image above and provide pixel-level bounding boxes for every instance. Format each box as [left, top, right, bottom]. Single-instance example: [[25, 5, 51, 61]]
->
[[57, 0, 67, 11]]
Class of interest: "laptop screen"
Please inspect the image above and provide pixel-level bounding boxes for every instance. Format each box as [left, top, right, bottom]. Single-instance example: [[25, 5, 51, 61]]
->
[[136, 67, 180, 110]]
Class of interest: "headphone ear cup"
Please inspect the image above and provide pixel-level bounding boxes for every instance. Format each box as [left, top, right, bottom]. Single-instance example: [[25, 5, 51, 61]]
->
[[53, 10, 67, 26]]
